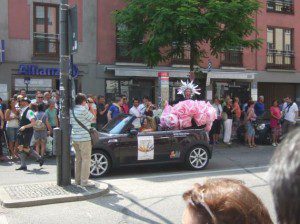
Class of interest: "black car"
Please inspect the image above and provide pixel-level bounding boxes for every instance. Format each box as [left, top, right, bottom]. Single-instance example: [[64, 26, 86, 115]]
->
[[86, 114, 213, 178], [237, 111, 272, 145]]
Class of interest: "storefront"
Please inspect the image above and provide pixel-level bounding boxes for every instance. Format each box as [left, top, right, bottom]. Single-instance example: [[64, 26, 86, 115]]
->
[[11, 63, 82, 98], [206, 71, 256, 104]]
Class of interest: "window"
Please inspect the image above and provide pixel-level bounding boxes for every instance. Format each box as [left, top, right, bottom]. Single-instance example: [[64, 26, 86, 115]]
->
[[267, 0, 294, 14], [267, 27, 294, 70], [116, 24, 143, 63], [33, 3, 59, 57], [220, 47, 243, 67]]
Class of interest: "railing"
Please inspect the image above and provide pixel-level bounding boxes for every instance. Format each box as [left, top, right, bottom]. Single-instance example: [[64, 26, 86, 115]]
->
[[116, 41, 143, 63], [267, 0, 294, 14], [266, 50, 295, 70], [33, 32, 59, 57], [171, 57, 190, 65], [220, 50, 243, 67]]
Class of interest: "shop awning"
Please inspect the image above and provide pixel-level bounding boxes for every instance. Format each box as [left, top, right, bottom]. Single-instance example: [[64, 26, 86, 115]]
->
[[206, 71, 256, 86], [106, 66, 190, 78]]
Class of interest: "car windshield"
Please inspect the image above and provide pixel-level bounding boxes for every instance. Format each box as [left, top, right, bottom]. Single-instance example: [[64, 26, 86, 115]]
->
[[102, 114, 133, 134]]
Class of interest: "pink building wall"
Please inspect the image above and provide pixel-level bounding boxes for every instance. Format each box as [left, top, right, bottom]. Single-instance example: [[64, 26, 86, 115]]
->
[[8, 0, 30, 39]]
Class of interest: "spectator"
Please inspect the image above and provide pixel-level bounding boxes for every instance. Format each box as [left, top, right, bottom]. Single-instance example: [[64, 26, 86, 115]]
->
[[0, 97, 6, 112], [246, 101, 257, 148], [209, 98, 222, 145], [15, 95, 23, 110], [19, 89, 27, 98], [254, 96, 265, 117], [232, 97, 242, 138], [30, 90, 42, 104], [31, 92, 45, 111], [270, 100, 281, 147], [107, 96, 123, 121], [269, 129, 300, 224], [138, 96, 150, 115], [87, 97, 97, 129], [223, 98, 234, 145], [71, 93, 95, 187], [5, 98, 20, 159], [43, 92, 51, 109], [0, 109, 5, 161], [45, 100, 58, 134], [130, 98, 142, 129], [96, 95, 109, 131], [182, 178, 273, 224], [34, 103, 51, 157], [16, 97, 44, 171], [121, 95, 129, 114], [145, 101, 156, 117], [281, 96, 299, 137]]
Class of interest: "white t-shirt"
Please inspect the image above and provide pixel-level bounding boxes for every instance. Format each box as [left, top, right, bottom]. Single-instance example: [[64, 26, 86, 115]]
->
[[283, 102, 299, 123], [138, 104, 146, 115], [20, 106, 35, 122], [130, 106, 141, 128]]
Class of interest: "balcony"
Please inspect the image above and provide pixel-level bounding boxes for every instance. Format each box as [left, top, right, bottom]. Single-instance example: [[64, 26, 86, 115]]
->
[[33, 33, 59, 58], [220, 50, 243, 67], [266, 50, 294, 70], [116, 41, 143, 63], [267, 0, 294, 14]]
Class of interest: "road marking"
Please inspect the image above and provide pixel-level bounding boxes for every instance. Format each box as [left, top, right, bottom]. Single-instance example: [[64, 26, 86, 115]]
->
[[105, 165, 270, 181]]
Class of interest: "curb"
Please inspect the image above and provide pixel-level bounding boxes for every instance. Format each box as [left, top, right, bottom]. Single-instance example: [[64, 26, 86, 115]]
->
[[0, 181, 110, 208]]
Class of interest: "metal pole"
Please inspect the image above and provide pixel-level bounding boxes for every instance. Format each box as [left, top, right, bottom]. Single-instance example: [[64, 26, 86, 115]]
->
[[53, 128, 62, 185], [59, 0, 71, 186]]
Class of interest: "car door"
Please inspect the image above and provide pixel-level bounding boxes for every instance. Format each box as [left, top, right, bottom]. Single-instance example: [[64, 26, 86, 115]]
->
[[118, 130, 172, 165]]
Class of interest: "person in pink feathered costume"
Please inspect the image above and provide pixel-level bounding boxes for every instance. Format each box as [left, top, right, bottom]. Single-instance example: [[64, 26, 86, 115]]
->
[[160, 80, 216, 132]]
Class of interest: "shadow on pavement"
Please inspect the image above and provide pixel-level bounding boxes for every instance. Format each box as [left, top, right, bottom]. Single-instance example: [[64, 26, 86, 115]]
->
[[89, 184, 173, 224]]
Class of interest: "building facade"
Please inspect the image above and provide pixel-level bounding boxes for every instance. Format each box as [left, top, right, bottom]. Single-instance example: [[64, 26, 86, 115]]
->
[[1, 0, 300, 108]]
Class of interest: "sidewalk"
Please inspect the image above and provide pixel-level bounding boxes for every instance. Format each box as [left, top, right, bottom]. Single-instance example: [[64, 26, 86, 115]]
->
[[0, 181, 109, 208]]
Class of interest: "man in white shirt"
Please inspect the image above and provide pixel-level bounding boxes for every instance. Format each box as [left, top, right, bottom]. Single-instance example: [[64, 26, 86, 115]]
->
[[138, 96, 149, 116], [71, 93, 95, 187], [130, 99, 142, 129], [282, 96, 299, 136]]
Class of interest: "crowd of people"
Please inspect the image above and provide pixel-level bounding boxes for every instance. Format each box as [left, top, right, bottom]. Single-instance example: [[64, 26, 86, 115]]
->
[[0, 89, 60, 166], [209, 95, 299, 147]]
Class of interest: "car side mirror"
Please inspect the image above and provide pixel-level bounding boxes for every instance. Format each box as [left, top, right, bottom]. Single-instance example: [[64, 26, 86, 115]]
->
[[129, 129, 138, 136]]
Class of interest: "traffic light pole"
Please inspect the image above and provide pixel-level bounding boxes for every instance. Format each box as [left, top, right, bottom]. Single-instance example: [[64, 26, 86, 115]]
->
[[58, 0, 71, 186]]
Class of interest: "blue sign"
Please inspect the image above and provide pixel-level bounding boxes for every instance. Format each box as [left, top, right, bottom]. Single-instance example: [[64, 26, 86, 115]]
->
[[18, 64, 79, 77], [0, 40, 5, 63]]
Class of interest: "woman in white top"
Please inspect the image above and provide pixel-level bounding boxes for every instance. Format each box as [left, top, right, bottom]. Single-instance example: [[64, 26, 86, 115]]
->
[[5, 98, 20, 159]]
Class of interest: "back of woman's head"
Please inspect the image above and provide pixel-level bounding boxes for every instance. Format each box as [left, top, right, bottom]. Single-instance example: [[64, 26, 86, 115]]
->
[[182, 178, 273, 224]]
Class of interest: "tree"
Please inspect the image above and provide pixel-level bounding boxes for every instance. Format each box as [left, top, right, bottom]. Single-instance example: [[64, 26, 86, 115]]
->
[[115, 0, 262, 71]]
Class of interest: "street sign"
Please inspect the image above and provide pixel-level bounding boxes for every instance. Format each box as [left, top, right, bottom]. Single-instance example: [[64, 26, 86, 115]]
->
[[68, 6, 78, 54], [0, 40, 5, 63]]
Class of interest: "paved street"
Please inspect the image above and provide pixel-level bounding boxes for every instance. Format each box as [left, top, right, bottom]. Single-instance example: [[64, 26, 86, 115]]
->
[[0, 145, 277, 224]]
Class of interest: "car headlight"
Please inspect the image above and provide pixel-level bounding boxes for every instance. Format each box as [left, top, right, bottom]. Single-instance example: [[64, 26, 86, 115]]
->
[[257, 124, 266, 130]]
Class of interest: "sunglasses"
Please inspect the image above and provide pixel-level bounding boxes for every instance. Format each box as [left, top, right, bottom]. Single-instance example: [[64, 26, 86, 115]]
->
[[38, 97, 44, 98]]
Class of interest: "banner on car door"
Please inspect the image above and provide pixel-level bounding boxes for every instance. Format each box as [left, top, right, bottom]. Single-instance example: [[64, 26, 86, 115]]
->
[[138, 136, 154, 160]]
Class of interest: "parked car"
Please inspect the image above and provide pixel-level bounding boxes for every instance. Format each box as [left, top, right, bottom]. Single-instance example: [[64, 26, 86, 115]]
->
[[81, 114, 213, 178], [237, 111, 271, 145]]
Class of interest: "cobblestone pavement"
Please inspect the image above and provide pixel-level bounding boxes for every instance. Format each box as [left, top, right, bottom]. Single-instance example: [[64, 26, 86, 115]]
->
[[2, 183, 91, 200]]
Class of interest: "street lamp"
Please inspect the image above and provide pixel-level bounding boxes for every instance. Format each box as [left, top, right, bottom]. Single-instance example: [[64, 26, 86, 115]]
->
[[24, 77, 31, 92]]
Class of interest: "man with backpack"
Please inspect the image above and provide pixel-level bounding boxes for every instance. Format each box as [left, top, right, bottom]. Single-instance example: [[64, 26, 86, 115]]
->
[[281, 96, 299, 137], [16, 97, 44, 171]]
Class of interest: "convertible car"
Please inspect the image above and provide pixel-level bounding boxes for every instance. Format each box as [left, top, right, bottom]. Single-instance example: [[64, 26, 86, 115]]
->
[[83, 114, 212, 178]]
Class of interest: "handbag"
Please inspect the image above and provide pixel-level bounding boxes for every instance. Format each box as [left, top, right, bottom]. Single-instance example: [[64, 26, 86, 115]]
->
[[71, 109, 99, 147]]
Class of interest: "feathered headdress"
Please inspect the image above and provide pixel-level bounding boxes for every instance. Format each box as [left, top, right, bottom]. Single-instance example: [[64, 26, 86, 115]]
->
[[177, 80, 201, 97]]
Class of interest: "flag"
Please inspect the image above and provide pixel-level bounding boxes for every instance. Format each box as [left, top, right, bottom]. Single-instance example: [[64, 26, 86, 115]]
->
[[207, 60, 212, 72], [0, 40, 5, 63]]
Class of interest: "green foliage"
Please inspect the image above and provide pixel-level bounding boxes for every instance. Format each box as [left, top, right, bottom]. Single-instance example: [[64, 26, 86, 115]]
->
[[115, 0, 262, 70]]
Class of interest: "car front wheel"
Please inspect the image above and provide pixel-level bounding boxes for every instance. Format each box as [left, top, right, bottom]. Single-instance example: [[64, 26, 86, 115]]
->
[[185, 146, 209, 170], [90, 150, 111, 178]]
